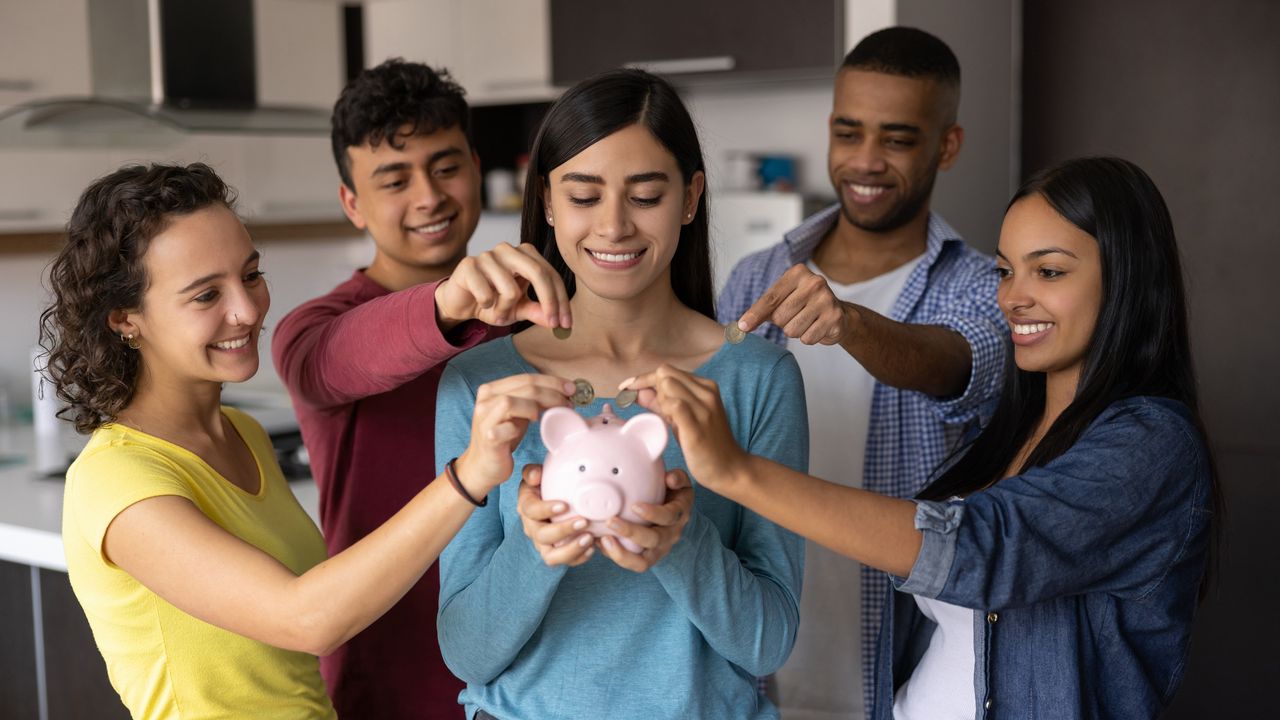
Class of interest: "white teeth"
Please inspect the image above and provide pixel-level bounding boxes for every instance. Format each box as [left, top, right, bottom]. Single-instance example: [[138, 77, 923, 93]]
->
[[1012, 322, 1054, 335], [588, 250, 641, 262], [413, 218, 451, 233], [849, 183, 885, 197], [214, 336, 250, 350]]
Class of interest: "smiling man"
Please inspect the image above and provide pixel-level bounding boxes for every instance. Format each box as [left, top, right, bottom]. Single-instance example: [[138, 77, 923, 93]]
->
[[717, 27, 1007, 720], [272, 59, 568, 719]]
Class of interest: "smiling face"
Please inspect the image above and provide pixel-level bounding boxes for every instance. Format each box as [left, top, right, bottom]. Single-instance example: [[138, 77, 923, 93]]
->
[[543, 123, 703, 305], [996, 194, 1104, 387], [827, 69, 961, 233], [114, 205, 270, 389], [339, 124, 481, 290]]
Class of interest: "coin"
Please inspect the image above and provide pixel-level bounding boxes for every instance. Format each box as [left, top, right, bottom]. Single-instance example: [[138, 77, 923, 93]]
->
[[571, 378, 595, 406], [724, 322, 747, 345], [552, 326, 572, 340], [616, 389, 639, 408]]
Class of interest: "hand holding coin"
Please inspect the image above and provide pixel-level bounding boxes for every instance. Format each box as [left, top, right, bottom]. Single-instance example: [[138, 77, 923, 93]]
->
[[737, 263, 848, 346]]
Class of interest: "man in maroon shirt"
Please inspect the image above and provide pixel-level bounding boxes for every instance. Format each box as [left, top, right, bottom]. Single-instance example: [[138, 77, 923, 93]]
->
[[273, 60, 570, 719]]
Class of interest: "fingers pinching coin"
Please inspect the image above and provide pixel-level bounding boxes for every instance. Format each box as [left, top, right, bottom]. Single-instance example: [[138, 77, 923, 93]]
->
[[570, 379, 595, 406], [553, 326, 572, 340], [615, 389, 639, 408], [724, 323, 746, 345]]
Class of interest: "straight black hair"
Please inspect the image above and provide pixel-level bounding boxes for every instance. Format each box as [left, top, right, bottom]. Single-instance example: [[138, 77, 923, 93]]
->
[[519, 68, 715, 319]]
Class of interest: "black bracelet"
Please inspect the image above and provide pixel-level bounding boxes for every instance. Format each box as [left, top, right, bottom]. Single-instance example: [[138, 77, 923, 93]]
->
[[445, 457, 487, 507]]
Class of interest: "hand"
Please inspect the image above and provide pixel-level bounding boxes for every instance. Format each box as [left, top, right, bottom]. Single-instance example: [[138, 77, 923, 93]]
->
[[518, 465, 595, 567], [619, 366, 749, 492], [454, 375, 574, 500], [596, 469, 694, 572], [737, 263, 851, 345], [435, 242, 572, 330]]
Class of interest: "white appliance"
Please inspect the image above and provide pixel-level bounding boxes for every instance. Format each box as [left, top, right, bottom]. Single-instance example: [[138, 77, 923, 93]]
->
[[710, 191, 804, 296]]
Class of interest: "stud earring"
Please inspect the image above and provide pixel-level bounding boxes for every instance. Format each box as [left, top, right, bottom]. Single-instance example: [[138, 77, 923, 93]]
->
[[120, 332, 140, 350]]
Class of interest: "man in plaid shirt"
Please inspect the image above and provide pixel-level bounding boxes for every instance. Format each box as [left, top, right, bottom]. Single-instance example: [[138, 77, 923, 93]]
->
[[717, 28, 1006, 720]]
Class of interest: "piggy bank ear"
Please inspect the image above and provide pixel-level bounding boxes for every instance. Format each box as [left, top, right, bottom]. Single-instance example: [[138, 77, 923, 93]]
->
[[540, 407, 589, 452], [620, 413, 668, 460]]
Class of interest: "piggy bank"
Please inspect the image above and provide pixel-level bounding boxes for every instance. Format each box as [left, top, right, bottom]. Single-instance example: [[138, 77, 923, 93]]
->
[[540, 404, 668, 553]]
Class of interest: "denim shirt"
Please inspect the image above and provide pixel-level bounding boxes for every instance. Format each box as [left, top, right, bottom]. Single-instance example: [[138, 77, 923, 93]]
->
[[873, 396, 1213, 720]]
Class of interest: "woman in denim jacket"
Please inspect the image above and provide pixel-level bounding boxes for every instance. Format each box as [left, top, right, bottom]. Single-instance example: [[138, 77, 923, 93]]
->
[[622, 156, 1218, 719]]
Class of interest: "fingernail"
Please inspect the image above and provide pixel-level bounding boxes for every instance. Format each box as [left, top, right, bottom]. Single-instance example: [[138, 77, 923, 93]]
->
[[572, 519, 587, 530], [563, 382, 577, 395], [737, 320, 749, 331], [618, 376, 635, 391], [630, 505, 647, 518], [607, 519, 622, 531], [578, 535, 593, 547], [584, 547, 595, 558], [601, 536, 616, 549], [553, 503, 567, 513]]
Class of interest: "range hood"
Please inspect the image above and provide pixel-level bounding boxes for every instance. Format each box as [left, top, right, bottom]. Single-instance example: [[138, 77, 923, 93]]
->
[[0, 0, 331, 145]]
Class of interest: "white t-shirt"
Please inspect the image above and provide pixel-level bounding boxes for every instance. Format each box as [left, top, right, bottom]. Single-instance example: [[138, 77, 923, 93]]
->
[[891, 594, 977, 720], [777, 255, 923, 720]]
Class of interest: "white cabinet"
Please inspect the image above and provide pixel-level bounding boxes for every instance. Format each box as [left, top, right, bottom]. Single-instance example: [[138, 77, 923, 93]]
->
[[710, 192, 804, 295], [363, 0, 557, 105], [255, 0, 345, 108], [0, 0, 92, 110]]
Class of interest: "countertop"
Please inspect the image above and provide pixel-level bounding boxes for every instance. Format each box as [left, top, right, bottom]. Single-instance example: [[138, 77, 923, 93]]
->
[[0, 424, 318, 572]]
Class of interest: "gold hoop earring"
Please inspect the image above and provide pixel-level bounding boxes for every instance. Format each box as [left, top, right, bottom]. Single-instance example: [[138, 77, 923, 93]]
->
[[121, 332, 141, 350]]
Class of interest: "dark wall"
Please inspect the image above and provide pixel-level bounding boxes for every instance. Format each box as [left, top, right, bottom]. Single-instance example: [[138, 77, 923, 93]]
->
[[1022, 1, 1280, 715]]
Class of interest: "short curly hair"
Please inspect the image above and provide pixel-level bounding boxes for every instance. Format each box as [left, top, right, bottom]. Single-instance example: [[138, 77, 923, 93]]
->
[[38, 163, 236, 434], [330, 58, 471, 189]]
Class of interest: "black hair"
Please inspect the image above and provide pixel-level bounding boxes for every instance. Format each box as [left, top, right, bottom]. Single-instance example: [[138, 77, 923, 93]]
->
[[330, 58, 471, 189], [842, 26, 961, 87], [38, 163, 236, 434], [917, 156, 1221, 593], [520, 68, 714, 319]]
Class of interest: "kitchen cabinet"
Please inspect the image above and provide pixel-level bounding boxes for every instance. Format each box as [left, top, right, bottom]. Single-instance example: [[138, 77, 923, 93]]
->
[[0, 560, 130, 720], [550, 0, 844, 86], [0, 0, 92, 111], [363, 0, 557, 105]]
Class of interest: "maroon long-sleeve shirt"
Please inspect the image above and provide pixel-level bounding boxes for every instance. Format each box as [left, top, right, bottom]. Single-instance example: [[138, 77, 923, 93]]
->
[[272, 270, 502, 719]]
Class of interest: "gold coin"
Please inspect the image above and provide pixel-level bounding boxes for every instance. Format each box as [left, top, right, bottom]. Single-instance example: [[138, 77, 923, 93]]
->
[[571, 378, 595, 406], [552, 326, 572, 340], [724, 323, 747, 345], [616, 389, 639, 408]]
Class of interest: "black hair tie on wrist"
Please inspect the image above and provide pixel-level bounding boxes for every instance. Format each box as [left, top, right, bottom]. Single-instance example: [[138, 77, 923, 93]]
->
[[446, 457, 487, 507]]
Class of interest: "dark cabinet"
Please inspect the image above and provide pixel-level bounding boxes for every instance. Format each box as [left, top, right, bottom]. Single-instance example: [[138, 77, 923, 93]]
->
[[0, 560, 129, 720], [550, 0, 844, 85]]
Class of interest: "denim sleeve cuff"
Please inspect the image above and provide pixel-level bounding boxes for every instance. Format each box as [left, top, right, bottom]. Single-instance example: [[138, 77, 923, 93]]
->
[[894, 500, 963, 598], [927, 314, 1004, 423]]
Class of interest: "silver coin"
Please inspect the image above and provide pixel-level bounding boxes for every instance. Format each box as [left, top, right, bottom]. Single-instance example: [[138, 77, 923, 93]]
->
[[724, 323, 747, 345], [616, 388, 639, 408], [571, 378, 595, 406], [553, 326, 572, 340]]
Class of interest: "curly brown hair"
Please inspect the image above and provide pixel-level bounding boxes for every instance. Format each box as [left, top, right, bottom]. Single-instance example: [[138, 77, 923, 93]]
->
[[38, 163, 236, 434]]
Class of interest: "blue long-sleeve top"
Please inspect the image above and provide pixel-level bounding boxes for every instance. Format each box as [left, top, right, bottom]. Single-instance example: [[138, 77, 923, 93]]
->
[[435, 334, 808, 720]]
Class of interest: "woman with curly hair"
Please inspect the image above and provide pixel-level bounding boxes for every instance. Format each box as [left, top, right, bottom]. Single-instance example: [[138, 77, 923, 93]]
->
[[42, 162, 572, 719]]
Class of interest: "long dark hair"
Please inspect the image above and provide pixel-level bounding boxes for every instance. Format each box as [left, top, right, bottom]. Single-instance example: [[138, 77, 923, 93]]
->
[[520, 68, 715, 319], [918, 156, 1219, 516], [38, 163, 235, 434]]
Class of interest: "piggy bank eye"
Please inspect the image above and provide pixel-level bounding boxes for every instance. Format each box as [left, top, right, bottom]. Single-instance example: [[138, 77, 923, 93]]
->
[[611, 467, 619, 475], [578, 465, 586, 472]]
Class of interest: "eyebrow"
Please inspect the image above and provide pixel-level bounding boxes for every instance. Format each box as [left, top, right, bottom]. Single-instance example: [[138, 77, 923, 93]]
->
[[995, 247, 1080, 262], [559, 171, 670, 185], [832, 117, 921, 134], [177, 250, 261, 294], [370, 147, 463, 177]]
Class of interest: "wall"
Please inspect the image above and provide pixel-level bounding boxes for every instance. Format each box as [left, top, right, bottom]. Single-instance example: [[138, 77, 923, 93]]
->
[[1021, 0, 1280, 714]]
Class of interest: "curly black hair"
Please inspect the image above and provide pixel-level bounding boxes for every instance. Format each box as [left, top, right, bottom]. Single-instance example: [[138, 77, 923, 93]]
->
[[38, 163, 236, 434], [330, 58, 471, 189]]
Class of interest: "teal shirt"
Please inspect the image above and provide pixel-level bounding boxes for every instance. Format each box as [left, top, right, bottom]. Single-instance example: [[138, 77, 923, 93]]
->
[[435, 333, 808, 719]]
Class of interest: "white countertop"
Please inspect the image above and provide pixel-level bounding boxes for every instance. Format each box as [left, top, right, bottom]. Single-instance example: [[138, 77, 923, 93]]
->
[[0, 424, 318, 572]]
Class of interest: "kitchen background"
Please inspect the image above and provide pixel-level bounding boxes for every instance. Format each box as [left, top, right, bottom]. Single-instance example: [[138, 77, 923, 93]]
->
[[0, 0, 1275, 718]]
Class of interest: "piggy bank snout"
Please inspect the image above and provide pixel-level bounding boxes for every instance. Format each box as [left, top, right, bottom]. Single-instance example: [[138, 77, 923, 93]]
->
[[573, 481, 625, 521]]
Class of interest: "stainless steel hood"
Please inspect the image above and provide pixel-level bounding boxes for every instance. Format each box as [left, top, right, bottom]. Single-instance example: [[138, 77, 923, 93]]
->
[[0, 0, 331, 145]]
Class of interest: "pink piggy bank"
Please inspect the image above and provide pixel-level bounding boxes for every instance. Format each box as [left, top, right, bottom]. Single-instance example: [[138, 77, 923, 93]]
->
[[540, 404, 668, 553]]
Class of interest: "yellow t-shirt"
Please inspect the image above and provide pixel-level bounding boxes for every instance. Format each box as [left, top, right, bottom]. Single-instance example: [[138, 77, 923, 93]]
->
[[62, 407, 337, 720]]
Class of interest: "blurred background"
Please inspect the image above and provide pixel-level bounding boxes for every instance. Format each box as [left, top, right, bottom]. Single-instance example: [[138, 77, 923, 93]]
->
[[0, 1, 1275, 717]]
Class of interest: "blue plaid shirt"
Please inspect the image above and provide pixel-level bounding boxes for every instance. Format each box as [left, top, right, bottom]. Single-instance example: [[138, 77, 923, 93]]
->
[[716, 204, 1007, 711]]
